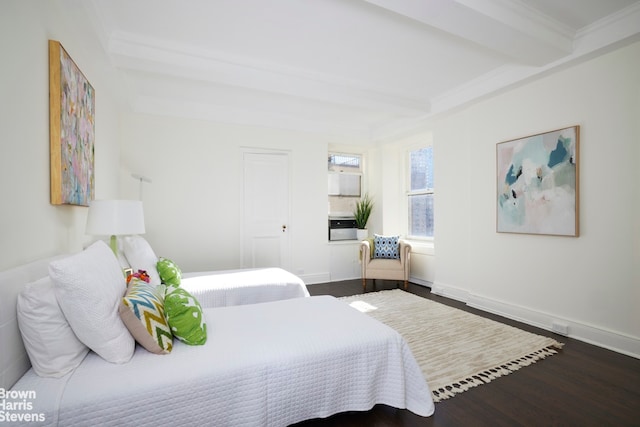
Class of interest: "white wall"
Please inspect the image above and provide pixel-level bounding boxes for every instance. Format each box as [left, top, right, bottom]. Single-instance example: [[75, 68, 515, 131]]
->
[[119, 113, 338, 282], [432, 41, 640, 357], [0, 0, 123, 271]]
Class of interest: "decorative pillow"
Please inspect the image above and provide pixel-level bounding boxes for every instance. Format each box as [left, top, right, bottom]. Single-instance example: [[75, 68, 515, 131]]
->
[[17, 277, 89, 377], [49, 240, 135, 364], [157, 257, 182, 286], [373, 234, 400, 259], [127, 269, 151, 285], [119, 278, 173, 354], [164, 285, 207, 345], [122, 235, 161, 286]]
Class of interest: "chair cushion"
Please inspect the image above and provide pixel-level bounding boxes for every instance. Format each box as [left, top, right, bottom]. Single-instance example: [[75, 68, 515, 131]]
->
[[374, 234, 400, 259]]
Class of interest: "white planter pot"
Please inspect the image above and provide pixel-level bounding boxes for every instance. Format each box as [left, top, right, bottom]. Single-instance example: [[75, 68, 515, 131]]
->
[[356, 229, 369, 240]]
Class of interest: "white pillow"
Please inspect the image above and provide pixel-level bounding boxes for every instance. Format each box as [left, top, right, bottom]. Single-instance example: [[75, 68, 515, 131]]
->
[[17, 277, 89, 377], [122, 235, 161, 286], [49, 240, 134, 364]]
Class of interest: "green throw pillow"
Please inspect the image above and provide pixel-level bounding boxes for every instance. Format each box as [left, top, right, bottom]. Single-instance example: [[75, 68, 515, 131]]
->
[[157, 257, 182, 286], [164, 286, 207, 345]]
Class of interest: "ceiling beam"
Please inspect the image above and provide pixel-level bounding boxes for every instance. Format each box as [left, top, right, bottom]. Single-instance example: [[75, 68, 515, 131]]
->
[[107, 31, 431, 117], [363, 0, 574, 66]]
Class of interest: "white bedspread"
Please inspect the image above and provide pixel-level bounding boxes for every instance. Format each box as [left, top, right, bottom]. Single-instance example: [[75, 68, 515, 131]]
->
[[181, 267, 310, 307], [8, 296, 434, 426]]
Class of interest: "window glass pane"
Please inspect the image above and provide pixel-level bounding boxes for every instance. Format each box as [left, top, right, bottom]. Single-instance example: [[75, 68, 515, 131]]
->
[[409, 194, 434, 237], [328, 153, 361, 171], [410, 147, 433, 191]]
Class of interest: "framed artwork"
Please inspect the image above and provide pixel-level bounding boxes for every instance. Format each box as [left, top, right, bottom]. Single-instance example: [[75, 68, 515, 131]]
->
[[496, 126, 579, 237], [49, 40, 95, 206]]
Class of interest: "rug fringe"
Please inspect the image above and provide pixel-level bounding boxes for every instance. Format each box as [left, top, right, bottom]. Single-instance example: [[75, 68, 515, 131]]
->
[[431, 343, 563, 402]]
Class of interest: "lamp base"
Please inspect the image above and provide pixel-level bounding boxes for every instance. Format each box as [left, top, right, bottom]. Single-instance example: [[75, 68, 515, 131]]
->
[[109, 235, 129, 279], [109, 235, 118, 256]]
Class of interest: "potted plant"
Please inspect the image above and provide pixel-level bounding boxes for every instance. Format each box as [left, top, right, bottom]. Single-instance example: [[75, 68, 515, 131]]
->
[[354, 193, 373, 240]]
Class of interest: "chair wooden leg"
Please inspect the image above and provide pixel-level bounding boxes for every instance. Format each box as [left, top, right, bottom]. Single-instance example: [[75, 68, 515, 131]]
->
[[362, 278, 366, 292], [404, 280, 408, 290]]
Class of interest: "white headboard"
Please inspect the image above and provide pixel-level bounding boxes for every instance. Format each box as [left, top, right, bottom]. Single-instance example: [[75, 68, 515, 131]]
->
[[0, 255, 64, 389]]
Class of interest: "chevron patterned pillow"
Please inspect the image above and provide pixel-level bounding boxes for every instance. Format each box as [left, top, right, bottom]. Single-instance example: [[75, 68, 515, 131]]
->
[[119, 278, 173, 354]]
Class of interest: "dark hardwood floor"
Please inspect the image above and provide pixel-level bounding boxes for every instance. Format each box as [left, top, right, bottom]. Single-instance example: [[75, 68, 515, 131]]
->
[[292, 279, 640, 427]]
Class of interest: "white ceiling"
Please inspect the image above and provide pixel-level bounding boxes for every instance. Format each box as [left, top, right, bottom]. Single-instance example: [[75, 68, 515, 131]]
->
[[85, 0, 640, 143]]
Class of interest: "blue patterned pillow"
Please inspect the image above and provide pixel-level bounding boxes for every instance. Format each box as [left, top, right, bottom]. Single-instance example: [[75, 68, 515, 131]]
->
[[374, 234, 400, 259]]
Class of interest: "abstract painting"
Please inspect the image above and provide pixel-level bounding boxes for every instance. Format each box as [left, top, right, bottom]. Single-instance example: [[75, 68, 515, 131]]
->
[[49, 40, 95, 206], [497, 126, 579, 236]]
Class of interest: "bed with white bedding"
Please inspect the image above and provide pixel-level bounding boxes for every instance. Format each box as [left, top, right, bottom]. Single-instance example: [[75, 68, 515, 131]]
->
[[9, 296, 434, 426], [181, 268, 310, 307], [0, 244, 434, 425], [121, 235, 310, 308]]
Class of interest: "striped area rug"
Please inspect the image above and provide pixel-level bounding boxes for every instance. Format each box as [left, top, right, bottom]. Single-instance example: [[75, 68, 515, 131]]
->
[[340, 289, 563, 402]]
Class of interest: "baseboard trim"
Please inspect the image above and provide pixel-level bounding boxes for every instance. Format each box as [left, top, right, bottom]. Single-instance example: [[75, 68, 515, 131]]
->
[[430, 281, 470, 303], [300, 272, 331, 285], [409, 277, 433, 288], [433, 281, 640, 359]]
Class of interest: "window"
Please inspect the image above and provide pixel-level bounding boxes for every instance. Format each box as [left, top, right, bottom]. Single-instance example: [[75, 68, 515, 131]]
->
[[328, 152, 363, 213], [408, 147, 434, 238], [328, 153, 361, 172]]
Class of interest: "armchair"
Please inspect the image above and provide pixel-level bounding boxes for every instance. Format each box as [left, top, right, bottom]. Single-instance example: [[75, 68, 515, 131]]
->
[[360, 239, 411, 291]]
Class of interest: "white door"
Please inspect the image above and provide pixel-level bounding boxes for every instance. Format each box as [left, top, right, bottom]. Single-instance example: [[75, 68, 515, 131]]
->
[[241, 150, 291, 269]]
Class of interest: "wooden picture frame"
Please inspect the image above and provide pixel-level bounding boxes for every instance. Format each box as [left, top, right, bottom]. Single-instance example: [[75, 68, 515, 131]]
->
[[49, 40, 95, 206], [496, 126, 579, 237]]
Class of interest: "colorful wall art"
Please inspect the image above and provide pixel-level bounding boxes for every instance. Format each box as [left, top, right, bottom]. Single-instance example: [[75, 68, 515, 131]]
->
[[49, 40, 95, 206], [496, 126, 579, 236]]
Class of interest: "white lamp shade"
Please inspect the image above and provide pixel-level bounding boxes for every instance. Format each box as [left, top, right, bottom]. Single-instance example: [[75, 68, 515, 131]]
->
[[86, 200, 146, 236]]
